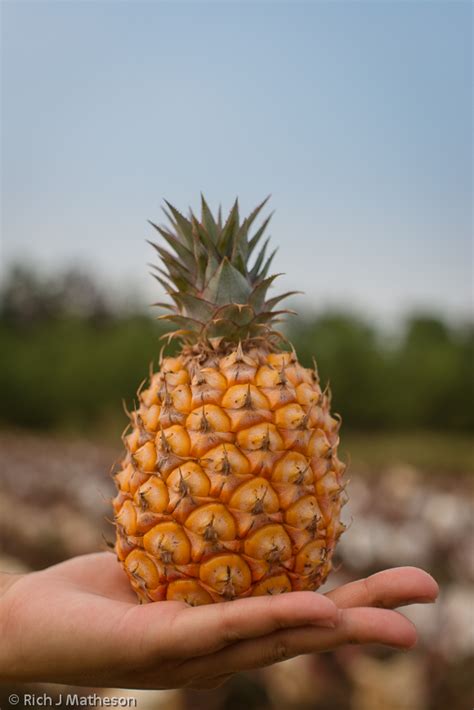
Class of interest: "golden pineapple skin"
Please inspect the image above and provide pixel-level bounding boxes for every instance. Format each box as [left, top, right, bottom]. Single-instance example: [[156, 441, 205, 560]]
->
[[113, 346, 346, 605]]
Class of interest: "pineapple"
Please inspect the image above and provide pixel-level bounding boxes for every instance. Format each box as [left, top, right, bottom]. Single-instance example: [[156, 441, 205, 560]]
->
[[113, 197, 346, 605]]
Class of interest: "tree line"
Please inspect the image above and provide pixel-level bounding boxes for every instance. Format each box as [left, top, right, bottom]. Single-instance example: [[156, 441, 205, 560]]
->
[[1, 266, 472, 433]]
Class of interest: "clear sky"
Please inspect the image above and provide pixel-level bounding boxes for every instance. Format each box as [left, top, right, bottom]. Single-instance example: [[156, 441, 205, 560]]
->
[[2, 0, 472, 321]]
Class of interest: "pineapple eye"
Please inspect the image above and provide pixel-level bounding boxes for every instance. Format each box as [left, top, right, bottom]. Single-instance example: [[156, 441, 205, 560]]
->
[[244, 524, 292, 563], [229, 478, 279, 515], [124, 550, 160, 589], [252, 574, 292, 596], [167, 462, 211, 497], [199, 554, 252, 598], [166, 579, 213, 606], [143, 522, 191, 565], [185, 503, 236, 541]]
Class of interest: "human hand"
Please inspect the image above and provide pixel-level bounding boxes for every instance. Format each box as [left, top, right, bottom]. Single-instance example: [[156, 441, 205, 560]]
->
[[0, 552, 438, 689]]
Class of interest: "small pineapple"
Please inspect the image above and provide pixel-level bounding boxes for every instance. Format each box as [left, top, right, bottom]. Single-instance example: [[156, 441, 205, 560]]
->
[[113, 197, 346, 605]]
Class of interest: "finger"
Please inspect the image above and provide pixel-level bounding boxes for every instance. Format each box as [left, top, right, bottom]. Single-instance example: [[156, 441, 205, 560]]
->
[[141, 591, 338, 658], [184, 606, 417, 679], [325, 567, 439, 609]]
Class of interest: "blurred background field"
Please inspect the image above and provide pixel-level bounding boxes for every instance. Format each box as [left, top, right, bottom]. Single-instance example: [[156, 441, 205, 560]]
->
[[2, 0, 472, 708]]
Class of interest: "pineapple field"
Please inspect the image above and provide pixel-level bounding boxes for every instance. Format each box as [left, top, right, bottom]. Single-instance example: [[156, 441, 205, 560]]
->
[[0, 243, 472, 709]]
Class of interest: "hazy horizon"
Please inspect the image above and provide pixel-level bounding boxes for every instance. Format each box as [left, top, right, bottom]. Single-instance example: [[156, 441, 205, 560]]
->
[[2, 1, 472, 323]]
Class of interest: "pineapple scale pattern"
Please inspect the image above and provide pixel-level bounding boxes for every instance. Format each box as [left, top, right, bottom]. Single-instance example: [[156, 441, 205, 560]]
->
[[113, 347, 346, 605]]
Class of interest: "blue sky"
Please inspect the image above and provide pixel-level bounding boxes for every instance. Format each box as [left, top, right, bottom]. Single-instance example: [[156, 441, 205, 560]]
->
[[2, 0, 472, 321]]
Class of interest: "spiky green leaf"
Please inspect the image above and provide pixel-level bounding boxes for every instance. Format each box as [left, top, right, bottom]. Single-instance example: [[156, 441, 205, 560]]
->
[[205, 257, 252, 305], [248, 273, 282, 310], [147, 225, 195, 272], [247, 213, 273, 257], [200, 194, 218, 244], [217, 198, 239, 256]]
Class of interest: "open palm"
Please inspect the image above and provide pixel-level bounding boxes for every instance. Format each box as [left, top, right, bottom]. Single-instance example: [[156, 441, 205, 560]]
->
[[0, 552, 438, 689]]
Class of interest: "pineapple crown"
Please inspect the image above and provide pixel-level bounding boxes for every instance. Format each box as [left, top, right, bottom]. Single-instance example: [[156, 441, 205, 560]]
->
[[148, 196, 297, 349]]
